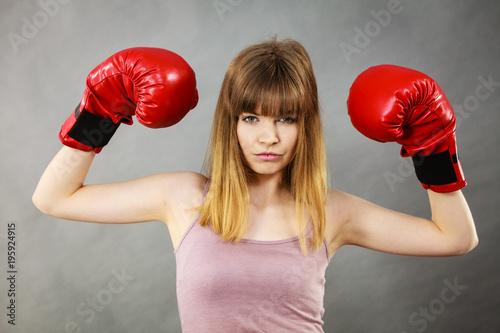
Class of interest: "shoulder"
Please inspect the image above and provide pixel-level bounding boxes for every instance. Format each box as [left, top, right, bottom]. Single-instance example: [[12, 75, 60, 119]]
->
[[325, 188, 357, 217], [324, 189, 363, 253], [158, 171, 207, 189], [155, 171, 208, 208], [152, 172, 207, 248]]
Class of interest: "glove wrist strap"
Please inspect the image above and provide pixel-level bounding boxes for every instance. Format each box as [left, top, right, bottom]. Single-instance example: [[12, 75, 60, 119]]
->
[[411, 150, 459, 186], [67, 104, 120, 148]]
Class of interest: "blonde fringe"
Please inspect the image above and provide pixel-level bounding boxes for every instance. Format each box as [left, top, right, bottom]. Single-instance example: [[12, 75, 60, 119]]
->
[[199, 37, 328, 254]]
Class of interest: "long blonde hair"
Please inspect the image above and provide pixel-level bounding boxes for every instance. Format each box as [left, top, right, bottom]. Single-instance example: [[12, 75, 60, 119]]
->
[[199, 37, 327, 253]]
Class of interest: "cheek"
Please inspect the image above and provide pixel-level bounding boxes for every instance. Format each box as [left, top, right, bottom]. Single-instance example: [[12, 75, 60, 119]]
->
[[285, 127, 299, 151], [236, 123, 248, 151]]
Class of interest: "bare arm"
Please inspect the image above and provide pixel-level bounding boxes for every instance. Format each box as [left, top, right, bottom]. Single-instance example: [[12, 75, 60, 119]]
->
[[329, 189, 478, 257], [32, 146, 206, 225], [33, 47, 202, 229], [334, 64, 479, 257]]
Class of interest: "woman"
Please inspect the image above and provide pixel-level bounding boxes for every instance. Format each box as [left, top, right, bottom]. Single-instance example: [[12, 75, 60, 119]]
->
[[33, 38, 478, 332]]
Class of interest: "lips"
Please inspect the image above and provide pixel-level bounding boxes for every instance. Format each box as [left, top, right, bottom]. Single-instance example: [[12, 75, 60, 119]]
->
[[255, 152, 282, 161]]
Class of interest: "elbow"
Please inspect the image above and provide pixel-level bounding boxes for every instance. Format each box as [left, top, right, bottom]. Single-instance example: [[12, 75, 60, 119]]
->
[[449, 233, 479, 256], [465, 233, 479, 254], [32, 193, 46, 214], [32, 192, 55, 216]]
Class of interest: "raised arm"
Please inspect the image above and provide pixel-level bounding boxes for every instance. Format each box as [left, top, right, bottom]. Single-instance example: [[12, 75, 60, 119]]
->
[[328, 65, 478, 257], [33, 47, 201, 226], [328, 188, 476, 257]]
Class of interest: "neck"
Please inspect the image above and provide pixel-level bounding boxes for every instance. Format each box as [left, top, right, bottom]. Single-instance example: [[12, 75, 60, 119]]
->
[[248, 173, 292, 207]]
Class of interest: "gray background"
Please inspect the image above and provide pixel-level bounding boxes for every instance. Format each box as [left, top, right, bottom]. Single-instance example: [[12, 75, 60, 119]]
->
[[1, 0, 499, 332]]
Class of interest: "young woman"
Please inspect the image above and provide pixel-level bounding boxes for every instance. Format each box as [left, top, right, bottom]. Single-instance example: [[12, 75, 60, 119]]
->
[[33, 38, 478, 332]]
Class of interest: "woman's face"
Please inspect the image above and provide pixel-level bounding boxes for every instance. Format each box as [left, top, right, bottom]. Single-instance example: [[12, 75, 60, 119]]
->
[[236, 106, 298, 179]]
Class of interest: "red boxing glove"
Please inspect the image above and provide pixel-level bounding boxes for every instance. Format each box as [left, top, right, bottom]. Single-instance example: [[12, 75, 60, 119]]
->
[[59, 47, 199, 153], [347, 64, 466, 193]]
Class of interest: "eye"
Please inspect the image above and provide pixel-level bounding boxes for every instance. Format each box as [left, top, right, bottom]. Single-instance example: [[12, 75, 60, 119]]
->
[[242, 115, 258, 123], [278, 116, 297, 124]]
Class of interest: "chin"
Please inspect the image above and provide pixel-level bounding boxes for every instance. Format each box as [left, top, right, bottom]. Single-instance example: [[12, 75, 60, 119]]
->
[[251, 166, 286, 177]]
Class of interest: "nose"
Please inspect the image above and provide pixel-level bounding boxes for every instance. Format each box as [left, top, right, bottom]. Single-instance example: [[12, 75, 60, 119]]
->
[[258, 122, 279, 145]]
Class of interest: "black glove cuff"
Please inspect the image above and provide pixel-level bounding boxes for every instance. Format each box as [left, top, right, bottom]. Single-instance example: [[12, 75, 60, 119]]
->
[[67, 104, 120, 148], [411, 150, 458, 186]]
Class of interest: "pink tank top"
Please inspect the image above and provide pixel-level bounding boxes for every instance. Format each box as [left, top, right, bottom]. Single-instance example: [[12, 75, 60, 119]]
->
[[174, 214, 330, 332]]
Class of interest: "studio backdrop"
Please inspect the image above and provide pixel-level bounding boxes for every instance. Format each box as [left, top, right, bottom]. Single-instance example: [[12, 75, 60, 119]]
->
[[1, 1, 499, 332]]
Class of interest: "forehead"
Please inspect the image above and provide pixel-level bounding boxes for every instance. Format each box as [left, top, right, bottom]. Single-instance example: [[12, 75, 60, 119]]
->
[[235, 87, 302, 118]]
